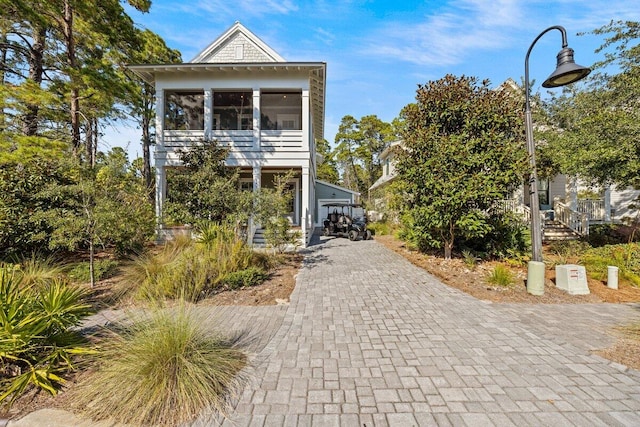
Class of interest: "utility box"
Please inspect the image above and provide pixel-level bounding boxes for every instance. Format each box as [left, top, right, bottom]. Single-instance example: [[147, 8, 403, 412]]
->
[[555, 264, 590, 295]]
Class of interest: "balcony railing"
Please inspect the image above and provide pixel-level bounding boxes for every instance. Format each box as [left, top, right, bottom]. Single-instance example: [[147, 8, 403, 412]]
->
[[162, 129, 304, 150], [261, 130, 303, 149]]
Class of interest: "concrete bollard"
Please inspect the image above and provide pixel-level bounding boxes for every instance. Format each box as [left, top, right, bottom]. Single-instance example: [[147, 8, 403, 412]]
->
[[607, 266, 619, 290], [527, 261, 545, 295]]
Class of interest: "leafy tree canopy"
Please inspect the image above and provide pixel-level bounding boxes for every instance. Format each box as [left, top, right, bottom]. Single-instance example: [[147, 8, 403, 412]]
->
[[164, 140, 252, 225], [396, 74, 527, 259], [333, 114, 393, 198], [540, 20, 640, 189]]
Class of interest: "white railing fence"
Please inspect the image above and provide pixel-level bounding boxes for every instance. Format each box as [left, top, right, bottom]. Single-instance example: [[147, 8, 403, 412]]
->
[[554, 202, 589, 236], [577, 199, 606, 222]]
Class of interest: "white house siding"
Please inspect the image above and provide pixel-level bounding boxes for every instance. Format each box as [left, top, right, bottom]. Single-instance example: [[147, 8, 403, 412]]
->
[[610, 186, 640, 222], [550, 175, 567, 201]]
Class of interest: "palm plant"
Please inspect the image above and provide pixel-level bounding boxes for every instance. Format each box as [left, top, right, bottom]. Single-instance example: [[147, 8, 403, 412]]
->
[[0, 267, 94, 405]]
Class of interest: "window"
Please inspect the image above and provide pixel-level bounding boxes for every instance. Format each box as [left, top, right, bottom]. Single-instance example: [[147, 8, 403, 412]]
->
[[538, 178, 549, 206], [213, 91, 253, 130], [261, 91, 302, 130], [239, 179, 254, 192], [164, 91, 205, 130]]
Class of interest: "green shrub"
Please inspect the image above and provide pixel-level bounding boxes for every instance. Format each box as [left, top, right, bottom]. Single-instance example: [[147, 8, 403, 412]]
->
[[586, 224, 631, 247], [548, 240, 591, 258], [0, 267, 94, 405], [486, 264, 514, 287], [461, 212, 529, 261], [71, 305, 246, 426], [222, 267, 268, 290], [368, 221, 391, 236], [580, 243, 640, 287], [67, 259, 119, 283]]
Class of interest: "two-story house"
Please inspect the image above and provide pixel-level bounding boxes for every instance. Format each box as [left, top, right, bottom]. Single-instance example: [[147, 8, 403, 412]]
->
[[129, 22, 356, 247]]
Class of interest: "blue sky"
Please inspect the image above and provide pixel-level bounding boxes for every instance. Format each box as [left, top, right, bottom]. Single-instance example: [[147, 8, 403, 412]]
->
[[107, 0, 637, 159]]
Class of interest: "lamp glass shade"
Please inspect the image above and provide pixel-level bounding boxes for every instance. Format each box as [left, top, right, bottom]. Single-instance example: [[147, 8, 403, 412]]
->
[[542, 47, 591, 88]]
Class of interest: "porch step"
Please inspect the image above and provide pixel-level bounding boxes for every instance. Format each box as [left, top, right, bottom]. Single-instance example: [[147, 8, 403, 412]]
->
[[251, 227, 304, 248], [543, 220, 580, 241], [252, 228, 266, 246]]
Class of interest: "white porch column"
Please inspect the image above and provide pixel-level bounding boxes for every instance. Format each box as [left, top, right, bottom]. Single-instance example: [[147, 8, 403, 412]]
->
[[155, 88, 164, 146], [568, 176, 578, 211], [302, 89, 310, 151], [204, 89, 213, 139], [253, 89, 261, 150], [604, 185, 612, 222], [155, 159, 166, 223], [154, 87, 165, 225], [301, 166, 310, 246], [246, 165, 261, 245]]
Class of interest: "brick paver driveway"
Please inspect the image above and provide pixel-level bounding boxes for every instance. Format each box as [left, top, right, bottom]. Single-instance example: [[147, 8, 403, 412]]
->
[[215, 236, 640, 426]]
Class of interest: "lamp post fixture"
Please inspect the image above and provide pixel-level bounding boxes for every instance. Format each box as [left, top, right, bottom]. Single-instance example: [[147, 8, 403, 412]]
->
[[524, 25, 590, 295]]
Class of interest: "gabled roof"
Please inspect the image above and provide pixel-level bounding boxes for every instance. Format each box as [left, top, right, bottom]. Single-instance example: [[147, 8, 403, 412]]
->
[[316, 180, 361, 196], [190, 21, 285, 63]]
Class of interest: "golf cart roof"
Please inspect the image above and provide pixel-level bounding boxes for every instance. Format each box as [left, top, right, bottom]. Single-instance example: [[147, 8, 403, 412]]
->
[[322, 203, 363, 208]]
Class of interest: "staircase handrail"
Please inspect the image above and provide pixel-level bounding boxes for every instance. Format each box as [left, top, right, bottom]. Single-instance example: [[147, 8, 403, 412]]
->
[[554, 201, 589, 236]]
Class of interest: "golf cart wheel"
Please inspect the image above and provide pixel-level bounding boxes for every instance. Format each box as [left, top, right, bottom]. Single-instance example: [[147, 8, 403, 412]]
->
[[348, 230, 359, 241], [323, 227, 330, 236], [364, 230, 372, 240]]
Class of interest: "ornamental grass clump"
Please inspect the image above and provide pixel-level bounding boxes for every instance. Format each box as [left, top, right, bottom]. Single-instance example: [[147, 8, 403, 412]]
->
[[486, 264, 514, 287], [121, 223, 259, 302], [71, 305, 247, 426]]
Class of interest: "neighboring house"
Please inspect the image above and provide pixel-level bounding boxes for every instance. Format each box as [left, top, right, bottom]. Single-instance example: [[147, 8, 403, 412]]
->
[[129, 22, 355, 247], [369, 139, 638, 239], [368, 140, 402, 222]]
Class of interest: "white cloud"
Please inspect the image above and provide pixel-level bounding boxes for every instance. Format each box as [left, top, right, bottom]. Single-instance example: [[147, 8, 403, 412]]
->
[[363, 0, 524, 66]]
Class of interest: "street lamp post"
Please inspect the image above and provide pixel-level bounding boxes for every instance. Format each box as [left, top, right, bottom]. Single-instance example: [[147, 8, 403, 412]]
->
[[524, 26, 590, 295]]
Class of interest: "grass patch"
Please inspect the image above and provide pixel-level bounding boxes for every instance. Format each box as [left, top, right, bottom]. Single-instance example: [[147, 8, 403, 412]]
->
[[66, 259, 119, 283], [486, 264, 514, 287], [70, 305, 246, 426], [11, 254, 65, 288], [580, 243, 640, 287]]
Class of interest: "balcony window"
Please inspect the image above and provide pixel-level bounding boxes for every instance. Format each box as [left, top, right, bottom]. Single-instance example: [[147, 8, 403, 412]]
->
[[261, 91, 302, 130], [164, 91, 204, 130], [213, 91, 253, 130]]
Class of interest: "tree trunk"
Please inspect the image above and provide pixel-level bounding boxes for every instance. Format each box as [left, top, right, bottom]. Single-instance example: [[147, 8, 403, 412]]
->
[[443, 221, 455, 260], [0, 29, 6, 130], [89, 238, 95, 288], [444, 241, 453, 260], [22, 26, 46, 136], [85, 117, 97, 167], [62, 0, 81, 156]]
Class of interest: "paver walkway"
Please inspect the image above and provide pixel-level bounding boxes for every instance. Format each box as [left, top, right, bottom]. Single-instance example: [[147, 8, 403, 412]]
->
[[206, 236, 640, 426]]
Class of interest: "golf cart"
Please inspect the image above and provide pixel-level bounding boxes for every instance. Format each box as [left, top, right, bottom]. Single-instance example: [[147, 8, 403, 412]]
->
[[322, 203, 373, 241]]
